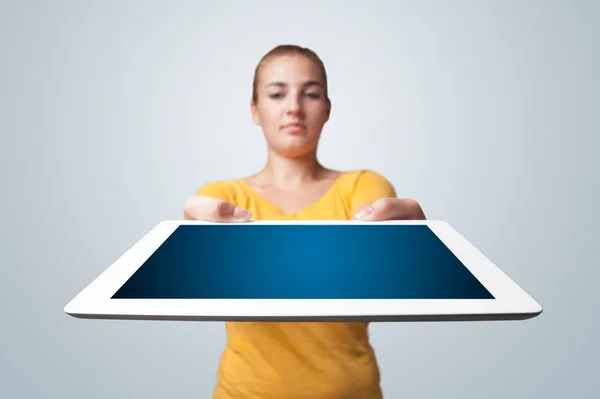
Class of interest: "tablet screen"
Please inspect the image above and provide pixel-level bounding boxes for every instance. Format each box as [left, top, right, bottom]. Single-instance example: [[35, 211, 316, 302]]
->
[[112, 225, 494, 300]]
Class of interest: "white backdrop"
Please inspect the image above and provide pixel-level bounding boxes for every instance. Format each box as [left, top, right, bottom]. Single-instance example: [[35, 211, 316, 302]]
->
[[2, 1, 598, 398]]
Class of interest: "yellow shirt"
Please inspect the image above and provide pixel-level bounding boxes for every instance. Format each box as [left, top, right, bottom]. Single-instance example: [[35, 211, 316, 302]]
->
[[195, 169, 396, 399]]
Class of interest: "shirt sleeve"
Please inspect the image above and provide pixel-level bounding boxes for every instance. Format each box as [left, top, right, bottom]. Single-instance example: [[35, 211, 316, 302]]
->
[[194, 181, 235, 203], [348, 170, 397, 212]]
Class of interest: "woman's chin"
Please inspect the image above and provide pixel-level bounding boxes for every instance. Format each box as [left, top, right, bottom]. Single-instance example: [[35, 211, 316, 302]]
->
[[272, 140, 317, 158]]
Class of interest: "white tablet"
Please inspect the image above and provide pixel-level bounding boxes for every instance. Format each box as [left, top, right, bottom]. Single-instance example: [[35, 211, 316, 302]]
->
[[64, 220, 542, 322]]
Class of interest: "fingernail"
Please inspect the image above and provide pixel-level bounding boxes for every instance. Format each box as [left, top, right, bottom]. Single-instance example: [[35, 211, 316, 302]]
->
[[355, 207, 373, 220], [233, 207, 251, 221]]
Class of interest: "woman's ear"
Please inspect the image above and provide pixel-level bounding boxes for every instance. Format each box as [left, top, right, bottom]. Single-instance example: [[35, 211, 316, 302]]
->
[[250, 100, 260, 125]]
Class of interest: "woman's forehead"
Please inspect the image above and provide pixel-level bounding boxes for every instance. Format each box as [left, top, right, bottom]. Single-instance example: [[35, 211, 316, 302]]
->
[[259, 55, 324, 85]]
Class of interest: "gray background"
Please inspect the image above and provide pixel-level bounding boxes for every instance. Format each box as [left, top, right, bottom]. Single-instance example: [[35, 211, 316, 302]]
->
[[2, 0, 598, 398]]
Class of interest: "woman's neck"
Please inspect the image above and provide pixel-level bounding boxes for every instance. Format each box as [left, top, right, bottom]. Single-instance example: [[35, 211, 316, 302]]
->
[[255, 149, 329, 189]]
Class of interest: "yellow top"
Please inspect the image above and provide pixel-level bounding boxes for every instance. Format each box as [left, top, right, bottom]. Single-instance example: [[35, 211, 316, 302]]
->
[[195, 169, 396, 399]]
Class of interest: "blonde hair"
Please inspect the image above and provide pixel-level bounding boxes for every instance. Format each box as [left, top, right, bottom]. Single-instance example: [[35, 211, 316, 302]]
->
[[251, 44, 329, 103]]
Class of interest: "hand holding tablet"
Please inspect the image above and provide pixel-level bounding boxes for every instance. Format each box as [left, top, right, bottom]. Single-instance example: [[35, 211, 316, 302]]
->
[[183, 195, 253, 223], [354, 197, 427, 221]]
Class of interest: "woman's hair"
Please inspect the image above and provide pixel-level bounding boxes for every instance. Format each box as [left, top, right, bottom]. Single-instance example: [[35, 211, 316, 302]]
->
[[251, 44, 328, 103]]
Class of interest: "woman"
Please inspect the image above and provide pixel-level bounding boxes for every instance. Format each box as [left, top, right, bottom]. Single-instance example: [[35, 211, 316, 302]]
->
[[184, 45, 426, 399]]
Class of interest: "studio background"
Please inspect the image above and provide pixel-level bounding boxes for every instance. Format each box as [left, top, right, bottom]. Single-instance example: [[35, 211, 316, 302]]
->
[[2, 1, 598, 398]]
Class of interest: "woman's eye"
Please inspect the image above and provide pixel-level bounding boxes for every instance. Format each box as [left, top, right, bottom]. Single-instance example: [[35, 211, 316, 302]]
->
[[305, 92, 320, 98], [269, 93, 283, 99]]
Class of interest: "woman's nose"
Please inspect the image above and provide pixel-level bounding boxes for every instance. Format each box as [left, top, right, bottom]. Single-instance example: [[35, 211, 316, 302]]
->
[[285, 94, 303, 115]]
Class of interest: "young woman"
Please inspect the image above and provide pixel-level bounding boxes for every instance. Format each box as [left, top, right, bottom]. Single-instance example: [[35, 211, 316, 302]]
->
[[184, 45, 426, 399]]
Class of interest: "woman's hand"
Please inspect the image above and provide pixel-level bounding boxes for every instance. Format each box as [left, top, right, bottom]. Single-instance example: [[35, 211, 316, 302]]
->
[[354, 197, 426, 221], [183, 196, 252, 222]]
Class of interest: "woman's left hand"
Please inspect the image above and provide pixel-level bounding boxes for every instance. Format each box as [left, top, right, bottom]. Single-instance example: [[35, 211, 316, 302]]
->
[[354, 197, 426, 221]]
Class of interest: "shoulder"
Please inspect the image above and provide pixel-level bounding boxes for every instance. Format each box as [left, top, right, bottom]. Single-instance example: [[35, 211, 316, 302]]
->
[[338, 169, 396, 197], [194, 179, 246, 203], [338, 169, 397, 211]]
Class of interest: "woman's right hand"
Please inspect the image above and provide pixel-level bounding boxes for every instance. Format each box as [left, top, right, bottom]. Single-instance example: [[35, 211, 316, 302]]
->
[[183, 196, 253, 222]]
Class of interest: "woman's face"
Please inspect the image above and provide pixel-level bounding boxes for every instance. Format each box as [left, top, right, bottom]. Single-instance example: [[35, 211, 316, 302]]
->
[[251, 54, 331, 158]]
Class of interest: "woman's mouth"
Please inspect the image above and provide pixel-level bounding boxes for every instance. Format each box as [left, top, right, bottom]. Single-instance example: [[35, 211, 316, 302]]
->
[[281, 122, 306, 132]]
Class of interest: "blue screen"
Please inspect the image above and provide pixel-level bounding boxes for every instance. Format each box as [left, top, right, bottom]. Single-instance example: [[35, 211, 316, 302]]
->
[[111, 224, 494, 299]]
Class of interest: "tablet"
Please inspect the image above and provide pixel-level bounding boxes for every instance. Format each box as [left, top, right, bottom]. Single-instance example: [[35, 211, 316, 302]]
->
[[64, 220, 542, 322]]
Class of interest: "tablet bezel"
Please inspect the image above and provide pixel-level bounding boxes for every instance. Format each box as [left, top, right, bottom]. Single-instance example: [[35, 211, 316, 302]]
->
[[64, 220, 543, 322]]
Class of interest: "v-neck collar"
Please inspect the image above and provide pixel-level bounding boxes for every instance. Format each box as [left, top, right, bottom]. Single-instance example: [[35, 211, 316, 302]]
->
[[238, 172, 345, 217]]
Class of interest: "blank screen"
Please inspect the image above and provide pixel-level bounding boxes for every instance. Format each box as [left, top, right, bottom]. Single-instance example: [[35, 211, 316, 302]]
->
[[112, 224, 494, 299]]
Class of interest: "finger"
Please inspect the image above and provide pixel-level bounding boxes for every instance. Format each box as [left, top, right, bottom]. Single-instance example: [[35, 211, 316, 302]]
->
[[363, 197, 394, 220], [211, 198, 252, 222], [356, 198, 425, 221], [184, 196, 252, 222], [352, 203, 372, 220]]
